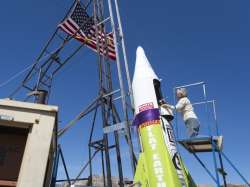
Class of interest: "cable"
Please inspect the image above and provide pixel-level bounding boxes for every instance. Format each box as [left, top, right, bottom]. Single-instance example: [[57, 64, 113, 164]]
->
[[0, 63, 35, 89]]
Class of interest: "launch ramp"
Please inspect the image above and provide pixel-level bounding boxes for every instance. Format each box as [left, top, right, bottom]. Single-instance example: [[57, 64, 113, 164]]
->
[[178, 136, 223, 153]]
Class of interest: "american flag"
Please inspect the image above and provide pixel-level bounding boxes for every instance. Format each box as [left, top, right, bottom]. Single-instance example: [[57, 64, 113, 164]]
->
[[58, 2, 116, 60]]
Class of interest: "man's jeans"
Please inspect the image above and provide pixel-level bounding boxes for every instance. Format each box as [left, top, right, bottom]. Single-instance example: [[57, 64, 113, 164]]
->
[[185, 118, 200, 138]]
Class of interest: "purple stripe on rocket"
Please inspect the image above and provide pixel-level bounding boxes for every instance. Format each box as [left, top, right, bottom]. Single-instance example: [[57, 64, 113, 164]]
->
[[132, 108, 160, 127]]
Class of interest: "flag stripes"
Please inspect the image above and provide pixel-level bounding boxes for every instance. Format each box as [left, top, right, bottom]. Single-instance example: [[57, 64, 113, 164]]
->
[[58, 2, 116, 60]]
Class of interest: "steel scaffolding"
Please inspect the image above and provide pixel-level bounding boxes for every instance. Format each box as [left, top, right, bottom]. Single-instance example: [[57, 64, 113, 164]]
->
[[174, 82, 250, 187], [9, 0, 136, 186]]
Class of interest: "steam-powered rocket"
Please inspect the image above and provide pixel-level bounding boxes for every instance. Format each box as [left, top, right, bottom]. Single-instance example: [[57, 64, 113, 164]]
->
[[132, 46, 196, 187]]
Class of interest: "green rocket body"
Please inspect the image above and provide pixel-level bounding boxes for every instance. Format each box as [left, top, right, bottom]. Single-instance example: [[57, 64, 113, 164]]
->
[[134, 122, 182, 187], [132, 46, 196, 187]]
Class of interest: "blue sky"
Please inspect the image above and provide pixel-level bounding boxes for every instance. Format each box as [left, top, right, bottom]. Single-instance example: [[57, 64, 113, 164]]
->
[[0, 0, 249, 185]]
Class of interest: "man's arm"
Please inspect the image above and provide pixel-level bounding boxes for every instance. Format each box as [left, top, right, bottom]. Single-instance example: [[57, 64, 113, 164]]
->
[[161, 103, 175, 110], [161, 98, 186, 112]]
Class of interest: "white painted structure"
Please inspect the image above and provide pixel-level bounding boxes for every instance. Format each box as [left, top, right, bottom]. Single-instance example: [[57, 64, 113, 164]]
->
[[0, 99, 58, 187]]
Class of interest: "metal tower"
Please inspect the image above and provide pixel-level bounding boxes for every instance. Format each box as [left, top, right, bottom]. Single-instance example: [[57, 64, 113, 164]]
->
[[9, 0, 136, 186]]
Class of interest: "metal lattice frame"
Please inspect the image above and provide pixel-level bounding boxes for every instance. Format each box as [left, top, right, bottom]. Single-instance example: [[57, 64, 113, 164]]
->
[[9, 0, 136, 186], [173, 82, 248, 187], [173, 82, 223, 186]]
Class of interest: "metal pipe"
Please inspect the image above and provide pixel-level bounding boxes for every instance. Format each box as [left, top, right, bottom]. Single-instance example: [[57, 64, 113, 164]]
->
[[101, 149, 106, 187], [112, 103, 137, 166], [102, 89, 120, 98], [202, 84, 212, 136], [97, 16, 111, 26], [88, 147, 93, 185], [211, 137, 221, 187], [112, 91, 131, 101], [59, 146, 71, 186], [192, 99, 221, 136], [112, 105, 124, 187], [221, 151, 250, 187], [113, 0, 134, 110], [57, 96, 100, 137], [173, 87, 179, 139], [46, 74, 53, 103], [212, 100, 220, 136], [107, 0, 135, 175], [36, 28, 59, 62], [217, 151, 227, 187], [56, 178, 88, 182], [88, 107, 98, 186], [36, 90, 48, 104], [174, 81, 205, 89], [93, 1, 113, 186], [114, 131, 124, 187], [72, 150, 99, 184], [36, 68, 42, 92], [52, 43, 85, 75], [50, 145, 60, 187], [192, 100, 214, 106], [192, 152, 218, 183]]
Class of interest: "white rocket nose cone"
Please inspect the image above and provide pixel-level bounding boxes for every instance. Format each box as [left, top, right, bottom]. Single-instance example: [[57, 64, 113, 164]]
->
[[133, 46, 159, 82], [136, 46, 145, 58]]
